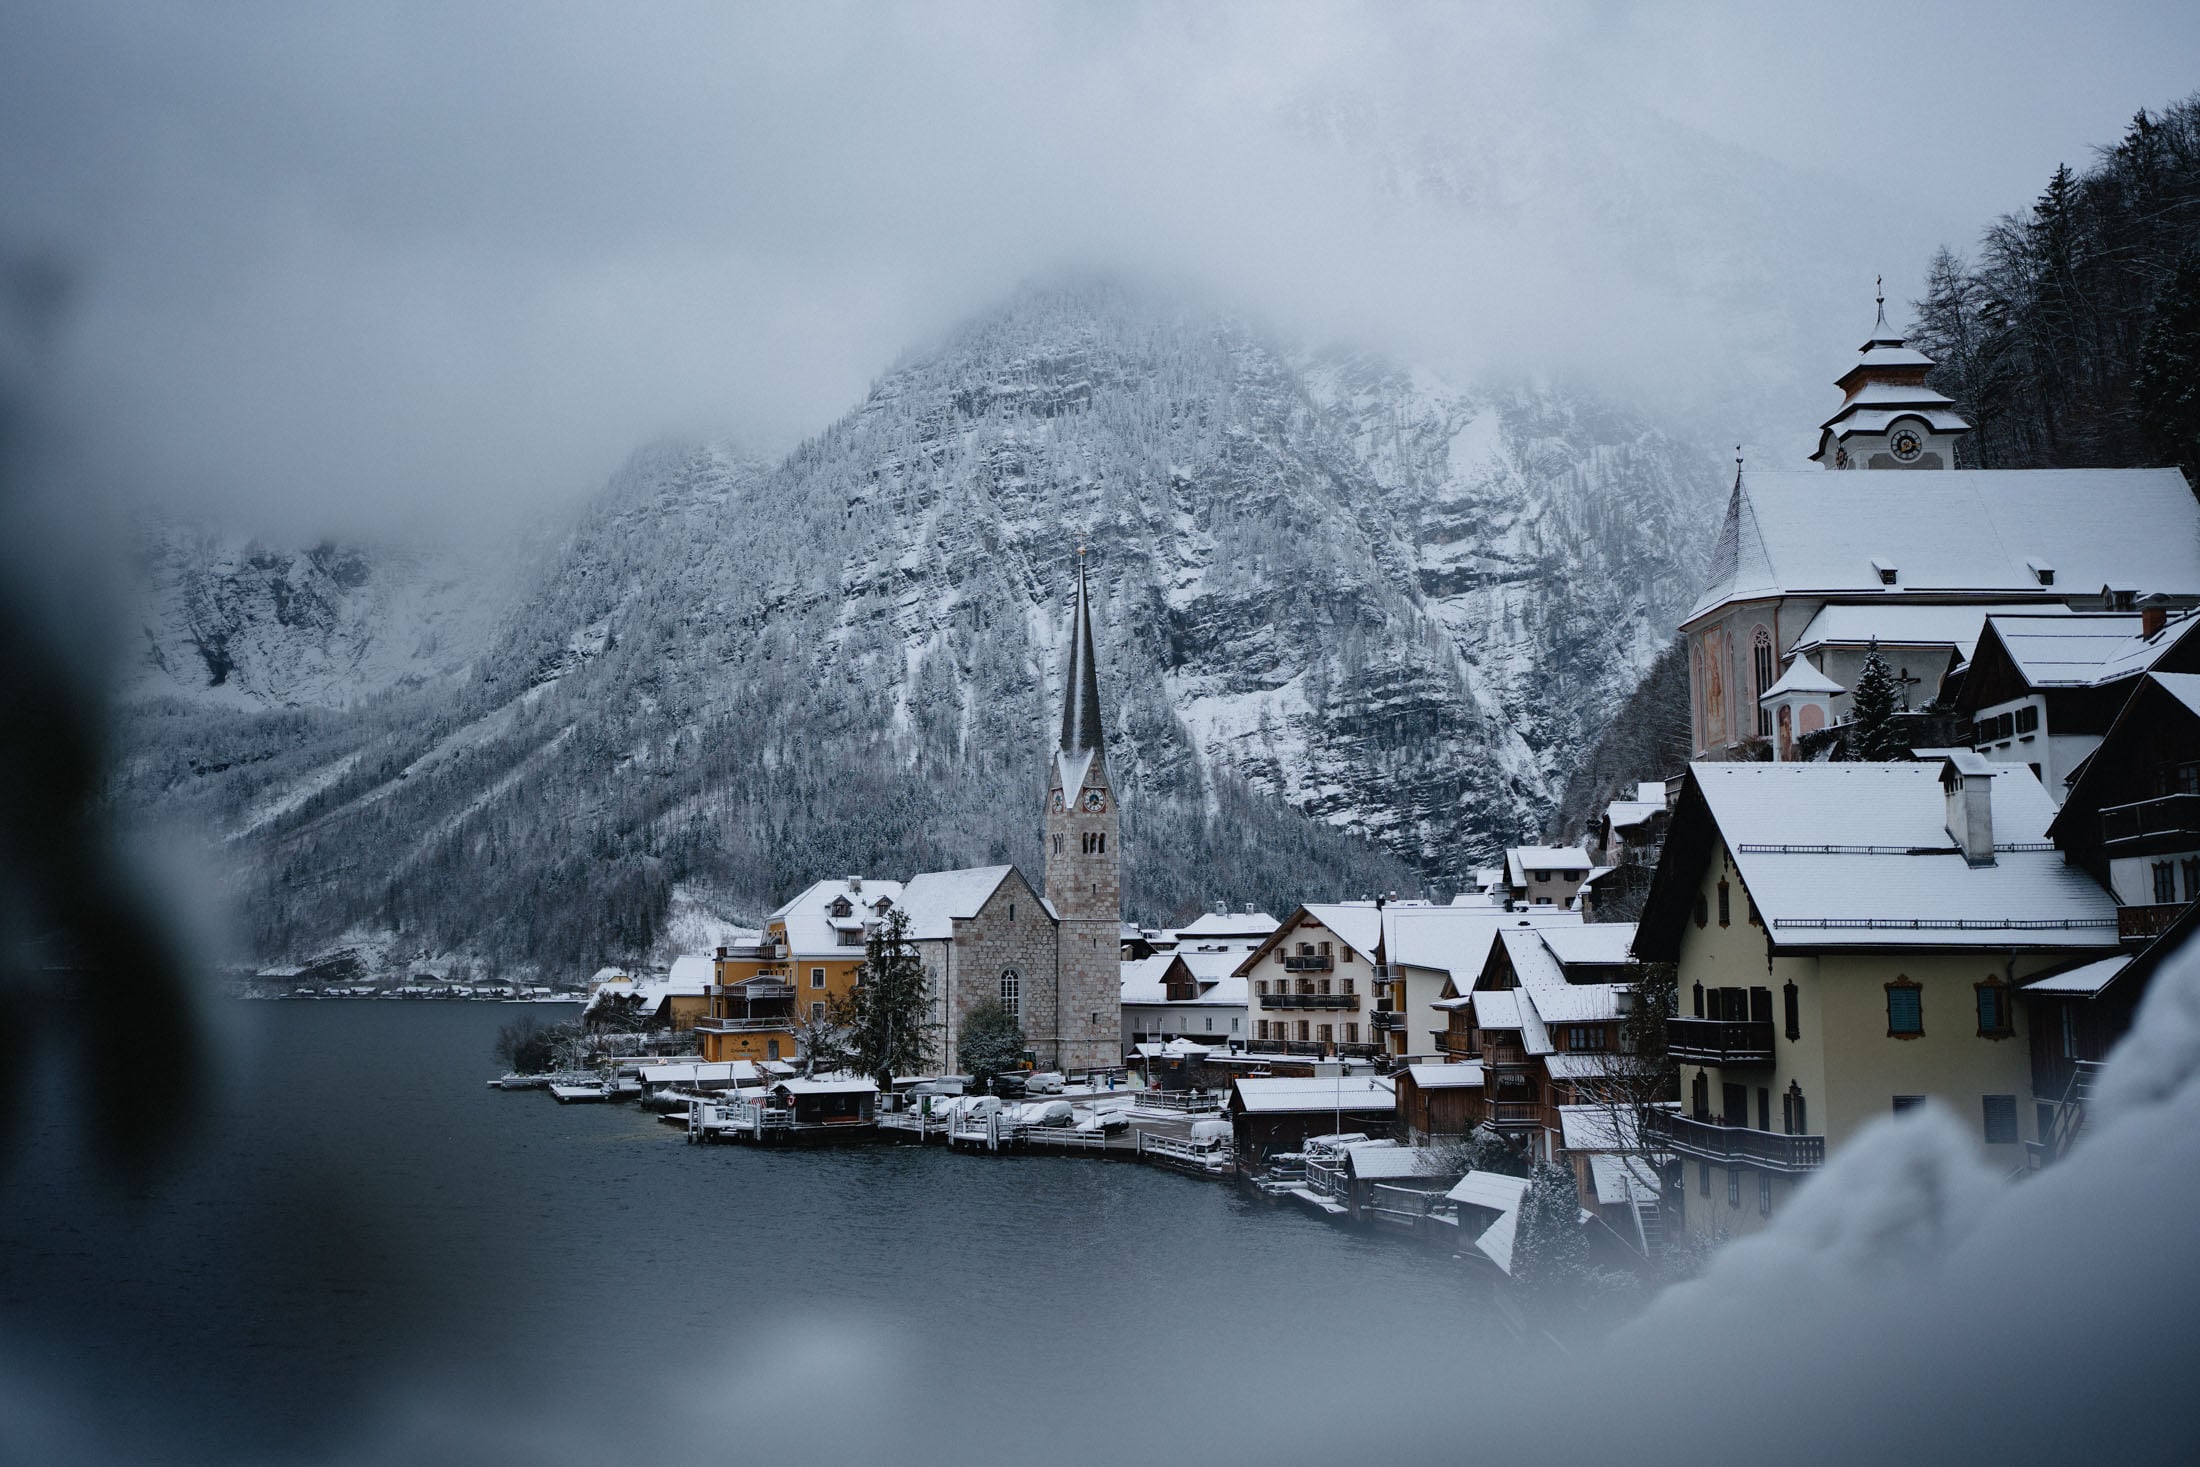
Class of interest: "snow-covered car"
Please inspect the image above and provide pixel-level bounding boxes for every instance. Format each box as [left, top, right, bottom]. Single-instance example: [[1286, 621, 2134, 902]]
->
[[1023, 1071, 1065, 1094], [1075, 1108, 1129, 1134], [1014, 1100, 1075, 1128]]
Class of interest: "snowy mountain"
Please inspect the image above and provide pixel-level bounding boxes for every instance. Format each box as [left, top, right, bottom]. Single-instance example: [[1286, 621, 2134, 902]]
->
[[116, 284, 1723, 975]]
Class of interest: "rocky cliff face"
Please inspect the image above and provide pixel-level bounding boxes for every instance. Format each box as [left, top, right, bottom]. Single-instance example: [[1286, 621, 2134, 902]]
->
[[116, 284, 1722, 974]]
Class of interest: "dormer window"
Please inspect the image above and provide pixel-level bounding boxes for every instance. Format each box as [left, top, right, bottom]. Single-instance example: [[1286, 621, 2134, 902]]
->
[[1871, 557, 1898, 587], [829, 897, 853, 918], [2027, 558, 2055, 587], [873, 897, 893, 916]]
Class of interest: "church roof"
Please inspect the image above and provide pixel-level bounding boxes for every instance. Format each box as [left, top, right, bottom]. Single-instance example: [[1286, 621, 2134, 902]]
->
[[898, 865, 1024, 941], [1686, 468, 2200, 625]]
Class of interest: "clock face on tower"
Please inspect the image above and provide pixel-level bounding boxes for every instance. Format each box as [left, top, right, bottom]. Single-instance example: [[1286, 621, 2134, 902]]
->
[[1083, 789, 1106, 813], [1889, 426, 1924, 462], [1051, 790, 1064, 811]]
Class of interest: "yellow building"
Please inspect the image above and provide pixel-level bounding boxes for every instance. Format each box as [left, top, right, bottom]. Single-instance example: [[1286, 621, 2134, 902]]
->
[[1635, 757, 2118, 1242], [695, 877, 904, 1065]]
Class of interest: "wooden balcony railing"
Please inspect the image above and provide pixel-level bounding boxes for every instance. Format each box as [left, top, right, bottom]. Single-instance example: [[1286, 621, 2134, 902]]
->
[[1435, 1032, 1480, 1059], [1259, 993, 1355, 1010], [2102, 793, 2200, 852], [1282, 955, 1335, 972], [1370, 1010, 1406, 1031], [2119, 902, 2186, 945], [1646, 1110, 1824, 1172], [1668, 1016, 1775, 1066]]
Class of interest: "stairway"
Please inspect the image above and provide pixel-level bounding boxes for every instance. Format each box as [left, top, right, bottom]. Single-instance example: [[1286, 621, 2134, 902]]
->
[[1632, 1195, 1665, 1258], [2030, 1060, 2103, 1169]]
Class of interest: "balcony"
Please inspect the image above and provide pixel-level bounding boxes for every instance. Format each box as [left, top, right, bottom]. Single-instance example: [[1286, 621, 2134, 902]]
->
[[1370, 1010, 1406, 1032], [1488, 1100, 1542, 1127], [712, 980, 795, 1000], [1259, 992, 1356, 1010], [1668, 1016, 1775, 1066], [2101, 793, 2200, 854], [695, 1014, 794, 1034], [1435, 1032, 1479, 1059], [1282, 955, 1334, 972], [1245, 1039, 1330, 1057], [2119, 902, 2187, 945], [1646, 1110, 1825, 1173]]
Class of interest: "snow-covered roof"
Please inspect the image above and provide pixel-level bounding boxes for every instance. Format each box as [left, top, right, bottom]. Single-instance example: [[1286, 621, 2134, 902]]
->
[[773, 1077, 878, 1096], [1390, 905, 1580, 988], [1122, 951, 1250, 1007], [1538, 924, 1638, 968], [1973, 612, 2154, 689], [1403, 1061, 1485, 1090], [2023, 954, 2132, 996], [1175, 910, 1280, 940], [1134, 1038, 1214, 1058], [1525, 982, 1629, 1025], [1558, 1104, 1643, 1153], [1587, 1153, 1661, 1206], [1469, 989, 1522, 1030], [1691, 762, 2119, 949], [1792, 602, 2070, 662], [1346, 1143, 1451, 1180], [1507, 845, 1592, 879], [898, 866, 1018, 941], [587, 960, 712, 1017], [1543, 1052, 1624, 1081], [1603, 797, 1666, 832], [639, 1061, 761, 1085], [1687, 468, 2200, 624], [1231, 1076, 1394, 1114], [2146, 670, 2200, 720], [1445, 1171, 1530, 1275], [1761, 658, 1845, 700], [771, 877, 906, 956], [1119, 954, 1174, 1005]]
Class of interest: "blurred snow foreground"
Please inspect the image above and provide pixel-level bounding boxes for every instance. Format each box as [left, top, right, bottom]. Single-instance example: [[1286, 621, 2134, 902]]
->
[[1594, 934, 2200, 1465]]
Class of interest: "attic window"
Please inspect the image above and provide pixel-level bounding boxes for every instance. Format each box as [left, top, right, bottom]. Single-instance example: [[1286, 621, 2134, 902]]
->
[[2027, 559, 2055, 587], [1871, 557, 1899, 587]]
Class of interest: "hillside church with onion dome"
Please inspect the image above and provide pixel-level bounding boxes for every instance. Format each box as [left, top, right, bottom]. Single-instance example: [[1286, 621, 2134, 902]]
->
[[698, 552, 1124, 1076], [1682, 287, 2200, 763]]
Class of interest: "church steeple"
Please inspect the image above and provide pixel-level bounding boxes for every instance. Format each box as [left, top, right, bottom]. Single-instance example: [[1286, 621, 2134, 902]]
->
[[1811, 277, 1972, 469], [1057, 546, 1104, 763]]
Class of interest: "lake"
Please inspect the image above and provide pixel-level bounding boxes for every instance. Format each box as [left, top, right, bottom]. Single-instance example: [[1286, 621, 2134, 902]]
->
[[0, 1000, 1500, 1465]]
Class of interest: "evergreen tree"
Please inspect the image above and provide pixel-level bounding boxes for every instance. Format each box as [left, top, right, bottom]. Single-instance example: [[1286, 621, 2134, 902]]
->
[[1511, 1161, 1590, 1293], [846, 907, 933, 1087], [2135, 247, 2200, 487], [1846, 641, 1905, 762], [955, 998, 1026, 1088]]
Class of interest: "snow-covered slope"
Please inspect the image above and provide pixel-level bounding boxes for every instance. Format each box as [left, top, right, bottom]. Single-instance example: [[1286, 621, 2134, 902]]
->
[[131, 523, 508, 709], [118, 284, 1722, 972]]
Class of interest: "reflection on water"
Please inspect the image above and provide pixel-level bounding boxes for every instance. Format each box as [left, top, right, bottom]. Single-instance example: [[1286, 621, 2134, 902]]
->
[[0, 1002, 1495, 1464]]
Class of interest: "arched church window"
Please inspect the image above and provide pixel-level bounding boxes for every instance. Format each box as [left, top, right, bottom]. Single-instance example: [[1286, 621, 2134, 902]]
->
[[999, 969, 1020, 1018]]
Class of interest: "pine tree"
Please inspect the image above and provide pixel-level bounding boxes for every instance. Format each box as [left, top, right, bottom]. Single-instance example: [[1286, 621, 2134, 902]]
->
[[1846, 641, 1905, 762], [2135, 247, 2200, 488], [1511, 1161, 1590, 1293], [846, 907, 933, 1087], [955, 998, 1026, 1088]]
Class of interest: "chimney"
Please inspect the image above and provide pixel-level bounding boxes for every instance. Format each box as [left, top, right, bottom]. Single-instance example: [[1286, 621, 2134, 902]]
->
[[847, 875, 862, 892], [2143, 602, 2168, 639], [1941, 754, 1997, 867]]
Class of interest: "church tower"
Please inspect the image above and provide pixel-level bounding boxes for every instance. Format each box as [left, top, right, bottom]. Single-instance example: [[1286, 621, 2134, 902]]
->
[[1044, 548, 1121, 1073], [1811, 281, 1973, 469]]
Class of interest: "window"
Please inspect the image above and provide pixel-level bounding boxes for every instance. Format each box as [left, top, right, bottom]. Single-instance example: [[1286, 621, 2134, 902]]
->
[[1698, 1161, 1710, 1198], [1691, 982, 1705, 1018], [999, 969, 1020, 1018], [1317, 1024, 1333, 1043], [2155, 861, 2177, 904], [1757, 1087, 1770, 1131], [1344, 1023, 1359, 1043], [1317, 978, 1330, 995], [1718, 879, 1731, 927], [1693, 894, 1708, 928], [1783, 980, 1799, 1041], [1886, 979, 1923, 1038], [1758, 1172, 1773, 1217], [1690, 1070, 1710, 1120], [1892, 1094, 1926, 1114], [2014, 705, 2039, 735], [811, 968, 826, 988], [1753, 628, 1774, 737], [1296, 1021, 1310, 1041], [1008, 904, 1015, 921], [1782, 1081, 1807, 1136], [1203, 1016, 1213, 1032], [1728, 1169, 1741, 1208], [1982, 1094, 2019, 1145], [1975, 979, 2012, 1038], [1565, 1025, 1606, 1052], [1231, 1017, 1240, 1033], [1256, 1020, 1269, 1040], [767, 1040, 781, 1060], [1053, 835, 1062, 854], [811, 1001, 825, 1020], [1256, 980, 1268, 996]]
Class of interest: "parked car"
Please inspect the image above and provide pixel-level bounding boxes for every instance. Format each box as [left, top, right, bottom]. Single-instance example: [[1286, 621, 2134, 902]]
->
[[990, 1073, 1028, 1099], [1024, 1071, 1066, 1094]]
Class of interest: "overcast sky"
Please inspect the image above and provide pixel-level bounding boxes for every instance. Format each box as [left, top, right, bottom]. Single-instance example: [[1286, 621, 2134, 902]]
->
[[4, 1, 2196, 542]]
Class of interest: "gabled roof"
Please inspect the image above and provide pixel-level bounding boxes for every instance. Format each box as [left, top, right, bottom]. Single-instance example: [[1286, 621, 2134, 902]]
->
[[1402, 1061, 1486, 1090], [1175, 910, 1280, 941], [1229, 1076, 1395, 1114], [1638, 763, 2119, 959], [1792, 602, 2066, 659], [771, 877, 906, 956], [1346, 1143, 1452, 1180], [1761, 657, 1846, 699], [898, 865, 1024, 941], [1687, 469, 2200, 625], [2051, 673, 2200, 856]]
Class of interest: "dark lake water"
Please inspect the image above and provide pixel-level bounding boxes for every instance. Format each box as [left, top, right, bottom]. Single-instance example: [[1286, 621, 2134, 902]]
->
[[0, 1001, 1496, 1465]]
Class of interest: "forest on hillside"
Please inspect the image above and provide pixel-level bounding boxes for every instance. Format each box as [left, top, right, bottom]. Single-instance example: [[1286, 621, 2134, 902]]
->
[[1911, 94, 2200, 479]]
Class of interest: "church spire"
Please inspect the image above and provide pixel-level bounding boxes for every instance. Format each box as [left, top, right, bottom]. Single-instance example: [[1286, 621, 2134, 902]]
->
[[1058, 543, 1103, 757]]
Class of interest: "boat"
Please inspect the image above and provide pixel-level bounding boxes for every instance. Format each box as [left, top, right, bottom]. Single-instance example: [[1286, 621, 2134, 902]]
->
[[549, 1081, 610, 1103]]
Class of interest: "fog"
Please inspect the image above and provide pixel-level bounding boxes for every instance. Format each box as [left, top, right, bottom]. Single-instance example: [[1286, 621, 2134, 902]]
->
[[5, 1, 2197, 542]]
